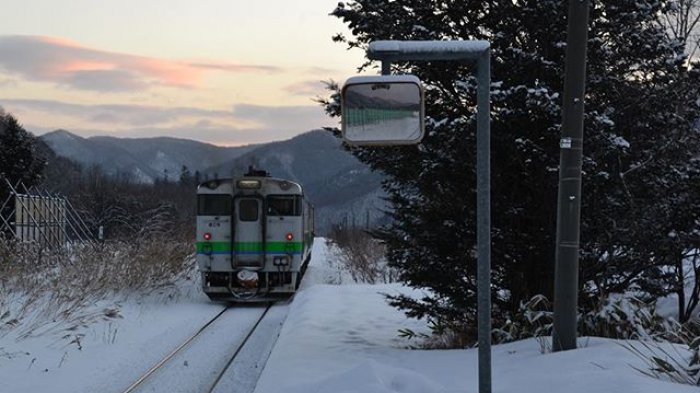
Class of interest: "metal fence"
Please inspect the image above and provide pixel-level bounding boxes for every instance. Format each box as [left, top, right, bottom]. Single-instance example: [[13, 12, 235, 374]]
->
[[0, 177, 94, 248]]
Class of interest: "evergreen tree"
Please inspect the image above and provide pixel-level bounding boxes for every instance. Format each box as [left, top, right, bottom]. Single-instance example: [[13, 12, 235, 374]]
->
[[0, 111, 47, 200], [179, 165, 193, 186], [651, 0, 700, 322], [324, 0, 700, 335]]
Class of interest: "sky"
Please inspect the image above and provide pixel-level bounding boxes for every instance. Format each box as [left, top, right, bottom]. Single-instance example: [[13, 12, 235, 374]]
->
[[0, 0, 367, 146]]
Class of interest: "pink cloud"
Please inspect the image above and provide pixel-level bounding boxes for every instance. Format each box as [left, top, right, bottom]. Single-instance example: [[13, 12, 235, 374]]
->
[[60, 60, 116, 72], [0, 35, 279, 92], [189, 61, 279, 73]]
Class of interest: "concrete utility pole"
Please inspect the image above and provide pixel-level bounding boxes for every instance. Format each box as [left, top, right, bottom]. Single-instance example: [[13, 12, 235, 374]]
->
[[552, 0, 591, 352]]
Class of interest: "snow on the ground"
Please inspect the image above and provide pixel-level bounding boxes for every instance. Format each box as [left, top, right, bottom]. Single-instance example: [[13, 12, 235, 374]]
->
[[0, 281, 224, 393], [255, 239, 698, 393], [257, 285, 698, 393], [298, 238, 356, 288], [1, 238, 697, 393]]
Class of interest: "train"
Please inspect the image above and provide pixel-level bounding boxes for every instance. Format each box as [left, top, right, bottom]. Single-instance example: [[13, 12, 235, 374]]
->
[[195, 168, 314, 301]]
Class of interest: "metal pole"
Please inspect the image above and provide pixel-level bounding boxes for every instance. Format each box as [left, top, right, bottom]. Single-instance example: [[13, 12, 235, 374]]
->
[[365, 40, 491, 392], [476, 48, 492, 393], [552, 0, 590, 352]]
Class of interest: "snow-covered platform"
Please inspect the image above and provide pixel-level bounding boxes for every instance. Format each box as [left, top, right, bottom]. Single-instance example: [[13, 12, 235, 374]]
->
[[255, 239, 698, 393]]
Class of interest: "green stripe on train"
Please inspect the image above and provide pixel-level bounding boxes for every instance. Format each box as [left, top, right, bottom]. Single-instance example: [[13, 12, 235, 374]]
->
[[196, 241, 303, 253], [196, 241, 229, 252]]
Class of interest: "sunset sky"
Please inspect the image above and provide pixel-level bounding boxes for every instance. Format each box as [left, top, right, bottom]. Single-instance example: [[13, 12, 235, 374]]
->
[[0, 0, 366, 146]]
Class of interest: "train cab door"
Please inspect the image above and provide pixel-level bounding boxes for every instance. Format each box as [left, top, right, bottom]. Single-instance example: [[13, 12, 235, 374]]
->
[[233, 197, 265, 267]]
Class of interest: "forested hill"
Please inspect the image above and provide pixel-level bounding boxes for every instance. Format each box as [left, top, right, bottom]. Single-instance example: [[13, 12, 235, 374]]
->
[[40, 129, 386, 233], [40, 129, 255, 183]]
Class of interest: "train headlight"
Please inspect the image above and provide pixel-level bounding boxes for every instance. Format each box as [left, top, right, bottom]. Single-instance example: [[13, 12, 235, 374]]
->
[[203, 232, 212, 241], [286, 232, 294, 241], [237, 180, 261, 189]]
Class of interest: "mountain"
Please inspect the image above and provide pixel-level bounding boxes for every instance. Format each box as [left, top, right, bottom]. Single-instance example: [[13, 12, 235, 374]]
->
[[41, 130, 255, 183], [41, 129, 387, 233]]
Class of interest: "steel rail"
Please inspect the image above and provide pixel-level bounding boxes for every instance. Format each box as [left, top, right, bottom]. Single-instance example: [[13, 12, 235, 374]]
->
[[206, 303, 273, 393], [120, 306, 230, 393]]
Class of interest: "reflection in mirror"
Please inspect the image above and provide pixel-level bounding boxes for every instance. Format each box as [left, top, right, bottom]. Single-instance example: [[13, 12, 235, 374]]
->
[[342, 75, 424, 145]]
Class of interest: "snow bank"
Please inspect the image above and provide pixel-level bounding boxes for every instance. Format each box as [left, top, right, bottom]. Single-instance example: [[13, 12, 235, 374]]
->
[[257, 284, 698, 393], [256, 240, 697, 393], [254, 284, 430, 393]]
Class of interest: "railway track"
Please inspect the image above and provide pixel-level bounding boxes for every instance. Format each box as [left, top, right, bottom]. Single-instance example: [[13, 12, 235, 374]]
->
[[118, 302, 287, 393]]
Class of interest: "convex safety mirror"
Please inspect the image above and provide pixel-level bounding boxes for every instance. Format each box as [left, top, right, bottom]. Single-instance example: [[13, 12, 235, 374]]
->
[[341, 75, 425, 146]]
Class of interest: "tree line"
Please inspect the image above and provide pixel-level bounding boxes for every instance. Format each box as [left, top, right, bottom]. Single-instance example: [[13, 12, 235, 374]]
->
[[1, 110, 199, 242]]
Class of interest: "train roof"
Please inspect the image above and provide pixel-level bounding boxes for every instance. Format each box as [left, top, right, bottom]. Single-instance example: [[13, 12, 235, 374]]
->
[[197, 176, 304, 194]]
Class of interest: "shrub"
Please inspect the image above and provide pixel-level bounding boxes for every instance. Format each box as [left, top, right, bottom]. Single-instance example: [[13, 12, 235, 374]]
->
[[328, 226, 397, 284], [493, 294, 553, 344], [580, 296, 674, 340], [625, 323, 700, 385]]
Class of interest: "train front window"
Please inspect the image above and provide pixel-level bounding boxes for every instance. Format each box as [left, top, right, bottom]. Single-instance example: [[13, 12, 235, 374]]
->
[[267, 196, 301, 216], [239, 199, 259, 222], [197, 194, 231, 216]]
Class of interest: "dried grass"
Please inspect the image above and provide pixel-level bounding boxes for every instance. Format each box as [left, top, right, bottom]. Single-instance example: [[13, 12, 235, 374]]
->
[[0, 236, 194, 342], [328, 228, 397, 284]]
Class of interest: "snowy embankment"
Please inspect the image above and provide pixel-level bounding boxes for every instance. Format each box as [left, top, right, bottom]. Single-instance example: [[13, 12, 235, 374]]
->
[[256, 239, 697, 393]]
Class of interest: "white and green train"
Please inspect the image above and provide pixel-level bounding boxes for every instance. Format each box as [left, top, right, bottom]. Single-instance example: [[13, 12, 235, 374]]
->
[[196, 168, 314, 301]]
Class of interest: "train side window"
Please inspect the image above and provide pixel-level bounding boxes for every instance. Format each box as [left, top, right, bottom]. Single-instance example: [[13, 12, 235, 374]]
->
[[197, 195, 231, 216], [239, 199, 259, 221], [267, 196, 300, 216]]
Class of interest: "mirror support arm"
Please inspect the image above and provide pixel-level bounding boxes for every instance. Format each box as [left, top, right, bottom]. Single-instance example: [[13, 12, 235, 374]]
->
[[381, 61, 391, 75]]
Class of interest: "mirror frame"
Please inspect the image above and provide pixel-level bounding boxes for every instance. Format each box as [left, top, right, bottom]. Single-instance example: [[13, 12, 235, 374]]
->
[[341, 75, 425, 146]]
